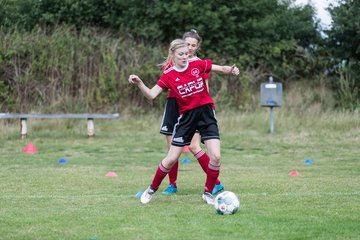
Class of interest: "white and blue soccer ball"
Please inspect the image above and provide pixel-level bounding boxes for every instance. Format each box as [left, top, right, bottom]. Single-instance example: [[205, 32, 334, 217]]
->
[[214, 191, 240, 215]]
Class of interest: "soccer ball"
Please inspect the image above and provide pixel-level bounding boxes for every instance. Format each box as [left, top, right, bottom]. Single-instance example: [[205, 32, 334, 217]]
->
[[214, 191, 240, 215]]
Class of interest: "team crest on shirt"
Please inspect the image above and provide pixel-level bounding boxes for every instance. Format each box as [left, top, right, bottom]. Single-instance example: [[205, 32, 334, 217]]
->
[[191, 68, 200, 77]]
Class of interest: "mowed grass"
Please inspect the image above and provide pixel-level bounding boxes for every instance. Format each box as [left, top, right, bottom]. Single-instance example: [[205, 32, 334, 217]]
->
[[0, 110, 359, 240]]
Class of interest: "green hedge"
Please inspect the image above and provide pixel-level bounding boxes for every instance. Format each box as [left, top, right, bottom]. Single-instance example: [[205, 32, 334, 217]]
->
[[1, 0, 358, 111]]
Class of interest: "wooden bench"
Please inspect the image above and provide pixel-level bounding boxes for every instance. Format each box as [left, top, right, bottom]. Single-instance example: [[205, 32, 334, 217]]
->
[[0, 113, 120, 139]]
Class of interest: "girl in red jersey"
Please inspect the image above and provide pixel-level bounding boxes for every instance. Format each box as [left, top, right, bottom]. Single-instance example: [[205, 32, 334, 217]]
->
[[128, 39, 239, 205], [160, 30, 224, 195]]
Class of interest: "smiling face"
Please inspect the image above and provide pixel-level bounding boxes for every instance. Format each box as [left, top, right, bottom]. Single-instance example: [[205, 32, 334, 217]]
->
[[184, 37, 200, 58], [172, 45, 189, 69]]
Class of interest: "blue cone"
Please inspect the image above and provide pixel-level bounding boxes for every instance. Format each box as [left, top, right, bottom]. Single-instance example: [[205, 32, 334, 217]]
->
[[135, 191, 143, 198], [58, 158, 68, 164], [304, 159, 314, 165], [181, 158, 191, 163]]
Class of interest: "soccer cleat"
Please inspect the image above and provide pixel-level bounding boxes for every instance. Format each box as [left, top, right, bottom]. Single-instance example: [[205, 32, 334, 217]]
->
[[212, 183, 224, 195], [140, 185, 155, 204], [202, 192, 215, 205], [161, 184, 178, 195]]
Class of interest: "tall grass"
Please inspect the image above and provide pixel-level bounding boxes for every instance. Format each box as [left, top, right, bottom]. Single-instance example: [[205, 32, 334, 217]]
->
[[337, 66, 360, 110], [2, 27, 354, 115], [0, 27, 164, 113]]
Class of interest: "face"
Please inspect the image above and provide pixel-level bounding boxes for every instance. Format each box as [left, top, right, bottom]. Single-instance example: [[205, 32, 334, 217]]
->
[[184, 37, 199, 58], [173, 46, 189, 69]]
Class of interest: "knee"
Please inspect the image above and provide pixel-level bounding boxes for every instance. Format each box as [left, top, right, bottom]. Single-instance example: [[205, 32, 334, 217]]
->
[[210, 153, 221, 166], [188, 143, 199, 154], [163, 157, 177, 169]]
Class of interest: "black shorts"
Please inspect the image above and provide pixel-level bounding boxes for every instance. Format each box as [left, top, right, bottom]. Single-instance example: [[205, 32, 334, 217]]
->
[[171, 104, 220, 147], [160, 98, 180, 135]]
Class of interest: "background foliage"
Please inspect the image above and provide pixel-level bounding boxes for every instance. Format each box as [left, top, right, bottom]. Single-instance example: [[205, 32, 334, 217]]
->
[[324, 0, 360, 109], [0, 0, 359, 113]]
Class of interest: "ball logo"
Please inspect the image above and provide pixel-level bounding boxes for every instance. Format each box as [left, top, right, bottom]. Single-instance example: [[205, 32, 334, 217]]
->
[[214, 191, 240, 215], [191, 68, 200, 77]]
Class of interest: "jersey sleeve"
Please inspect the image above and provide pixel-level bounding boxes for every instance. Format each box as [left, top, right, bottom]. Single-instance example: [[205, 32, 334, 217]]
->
[[203, 72, 211, 80], [157, 75, 169, 90], [203, 59, 212, 73], [194, 57, 211, 79]]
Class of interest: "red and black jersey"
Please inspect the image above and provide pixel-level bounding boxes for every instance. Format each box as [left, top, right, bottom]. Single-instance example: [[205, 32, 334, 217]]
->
[[157, 59, 213, 114], [165, 57, 211, 99]]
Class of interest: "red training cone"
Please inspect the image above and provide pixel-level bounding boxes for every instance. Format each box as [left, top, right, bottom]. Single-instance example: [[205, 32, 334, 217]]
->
[[183, 146, 190, 153], [22, 143, 38, 153], [289, 171, 300, 176], [105, 171, 118, 177]]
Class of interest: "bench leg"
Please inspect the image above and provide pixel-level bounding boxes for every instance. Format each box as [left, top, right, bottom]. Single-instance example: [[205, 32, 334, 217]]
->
[[87, 118, 95, 137], [20, 118, 27, 139]]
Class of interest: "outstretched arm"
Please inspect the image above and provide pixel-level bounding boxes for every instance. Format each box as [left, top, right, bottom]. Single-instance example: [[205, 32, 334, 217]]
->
[[211, 64, 240, 76], [128, 74, 163, 100]]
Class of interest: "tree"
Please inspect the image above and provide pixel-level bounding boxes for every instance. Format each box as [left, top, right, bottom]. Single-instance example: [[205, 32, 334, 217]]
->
[[0, 0, 328, 110], [325, 0, 360, 109], [326, 0, 360, 62]]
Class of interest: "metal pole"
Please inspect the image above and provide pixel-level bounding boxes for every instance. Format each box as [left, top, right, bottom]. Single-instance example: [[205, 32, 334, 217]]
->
[[269, 76, 274, 134], [270, 106, 274, 134]]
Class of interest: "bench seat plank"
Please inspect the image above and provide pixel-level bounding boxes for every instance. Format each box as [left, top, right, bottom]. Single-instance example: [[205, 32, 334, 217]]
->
[[0, 113, 120, 139], [0, 113, 119, 119]]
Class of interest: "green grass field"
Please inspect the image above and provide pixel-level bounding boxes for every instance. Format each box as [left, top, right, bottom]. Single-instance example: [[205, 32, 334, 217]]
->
[[0, 110, 359, 240]]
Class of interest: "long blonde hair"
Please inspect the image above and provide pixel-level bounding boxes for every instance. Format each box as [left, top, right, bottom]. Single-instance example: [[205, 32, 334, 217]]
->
[[161, 39, 187, 70]]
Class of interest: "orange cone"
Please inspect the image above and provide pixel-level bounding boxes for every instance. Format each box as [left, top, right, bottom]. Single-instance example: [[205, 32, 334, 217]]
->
[[23, 143, 38, 153]]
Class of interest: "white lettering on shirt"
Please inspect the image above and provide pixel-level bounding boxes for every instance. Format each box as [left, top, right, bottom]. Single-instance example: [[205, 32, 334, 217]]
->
[[177, 78, 204, 97]]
